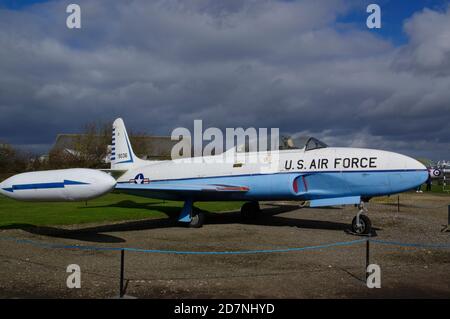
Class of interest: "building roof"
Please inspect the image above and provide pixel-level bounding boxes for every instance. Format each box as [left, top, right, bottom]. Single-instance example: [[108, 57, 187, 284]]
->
[[53, 134, 184, 160]]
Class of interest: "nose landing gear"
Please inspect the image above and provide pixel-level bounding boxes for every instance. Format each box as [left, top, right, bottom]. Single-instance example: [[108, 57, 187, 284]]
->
[[350, 202, 372, 235]]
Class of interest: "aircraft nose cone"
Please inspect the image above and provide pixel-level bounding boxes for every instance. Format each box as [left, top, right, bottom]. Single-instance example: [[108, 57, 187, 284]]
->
[[415, 159, 427, 171], [404, 155, 429, 187]]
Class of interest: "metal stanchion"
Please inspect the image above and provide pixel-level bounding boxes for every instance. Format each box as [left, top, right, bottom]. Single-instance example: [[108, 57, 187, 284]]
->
[[365, 239, 370, 280], [114, 249, 136, 299], [442, 205, 450, 232], [120, 249, 125, 298]]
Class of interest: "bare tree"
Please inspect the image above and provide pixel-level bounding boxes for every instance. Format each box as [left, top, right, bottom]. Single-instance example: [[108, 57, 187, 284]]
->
[[3, 121, 161, 175], [0, 143, 28, 180], [48, 121, 111, 169], [128, 129, 151, 159]]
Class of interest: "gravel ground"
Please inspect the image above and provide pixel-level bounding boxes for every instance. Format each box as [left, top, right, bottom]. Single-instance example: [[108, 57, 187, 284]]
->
[[0, 192, 449, 298]]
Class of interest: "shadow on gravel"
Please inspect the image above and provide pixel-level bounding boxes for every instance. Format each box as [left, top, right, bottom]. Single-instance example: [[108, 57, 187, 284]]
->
[[0, 223, 127, 243], [0, 202, 370, 243], [206, 205, 352, 231]]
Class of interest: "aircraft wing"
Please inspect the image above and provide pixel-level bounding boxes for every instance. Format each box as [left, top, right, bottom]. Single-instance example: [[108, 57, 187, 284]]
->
[[114, 182, 249, 200], [116, 183, 249, 192]]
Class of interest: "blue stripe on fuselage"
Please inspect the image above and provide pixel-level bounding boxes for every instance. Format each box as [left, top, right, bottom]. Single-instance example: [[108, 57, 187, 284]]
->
[[119, 169, 427, 183]]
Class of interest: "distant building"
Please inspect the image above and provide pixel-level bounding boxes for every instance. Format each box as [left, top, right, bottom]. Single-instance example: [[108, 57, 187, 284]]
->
[[52, 134, 187, 162], [38, 154, 49, 162]]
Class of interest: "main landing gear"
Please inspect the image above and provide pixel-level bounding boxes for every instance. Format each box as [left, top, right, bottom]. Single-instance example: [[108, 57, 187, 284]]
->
[[178, 199, 205, 228], [241, 201, 261, 220], [189, 208, 205, 228], [350, 202, 372, 235]]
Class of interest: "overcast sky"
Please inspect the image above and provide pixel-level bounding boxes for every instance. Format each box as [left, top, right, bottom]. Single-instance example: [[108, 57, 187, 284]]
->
[[0, 0, 449, 160]]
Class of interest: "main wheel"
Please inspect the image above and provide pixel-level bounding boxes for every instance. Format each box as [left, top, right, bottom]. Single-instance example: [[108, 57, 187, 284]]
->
[[189, 209, 205, 228], [351, 215, 372, 235], [241, 201, 260, 219]]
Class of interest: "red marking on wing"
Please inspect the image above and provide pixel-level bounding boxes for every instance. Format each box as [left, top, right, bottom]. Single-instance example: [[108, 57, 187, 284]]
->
[[216, 186, 249, 191]]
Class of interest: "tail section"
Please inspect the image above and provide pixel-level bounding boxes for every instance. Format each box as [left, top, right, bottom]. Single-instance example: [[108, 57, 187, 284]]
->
[[111, 118, 145, 170]]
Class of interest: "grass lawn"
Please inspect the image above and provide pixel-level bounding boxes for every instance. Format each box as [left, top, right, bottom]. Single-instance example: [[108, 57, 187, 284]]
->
[[0, 192, 243, 228], [417, 183, 450, 195]]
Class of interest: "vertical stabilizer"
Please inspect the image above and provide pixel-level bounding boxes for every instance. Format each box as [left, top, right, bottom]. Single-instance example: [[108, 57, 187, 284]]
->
[[111, 118, 144, 170]]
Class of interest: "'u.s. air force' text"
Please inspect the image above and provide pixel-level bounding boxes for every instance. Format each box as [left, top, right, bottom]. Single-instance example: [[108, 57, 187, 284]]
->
[[284, 157, 378, 170]]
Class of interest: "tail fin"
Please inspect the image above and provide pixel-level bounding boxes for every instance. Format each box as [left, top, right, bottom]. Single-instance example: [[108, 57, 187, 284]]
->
[[111, 118, 145, 170]]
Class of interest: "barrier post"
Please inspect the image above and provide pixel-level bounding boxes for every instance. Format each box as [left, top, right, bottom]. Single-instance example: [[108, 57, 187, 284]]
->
[[397, 196, 400, 212], [365, 239, 370, 280], [442, 206, 450, 232], [445, 206, 450, 232], [120, 249, 125, 298]]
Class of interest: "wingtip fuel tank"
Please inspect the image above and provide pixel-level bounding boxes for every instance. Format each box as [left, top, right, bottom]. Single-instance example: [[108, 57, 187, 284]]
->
[[0, 168, 116, 201]]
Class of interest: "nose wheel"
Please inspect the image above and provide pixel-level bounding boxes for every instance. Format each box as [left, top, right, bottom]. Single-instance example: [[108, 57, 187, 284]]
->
[[350, 202, 372, 235]]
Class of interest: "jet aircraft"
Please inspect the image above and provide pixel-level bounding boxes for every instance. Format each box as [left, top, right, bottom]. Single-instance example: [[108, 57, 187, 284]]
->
[[0, 118, 428, 234]]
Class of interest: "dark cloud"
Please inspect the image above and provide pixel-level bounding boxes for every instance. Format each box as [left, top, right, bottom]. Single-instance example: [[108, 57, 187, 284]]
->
[[0, 0, 449, 160]]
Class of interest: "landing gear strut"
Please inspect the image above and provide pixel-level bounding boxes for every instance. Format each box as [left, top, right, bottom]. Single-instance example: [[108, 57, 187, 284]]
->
[[178, 199, 205, 228], [351, 202, 372, 235], [241, 201, 261, 220]]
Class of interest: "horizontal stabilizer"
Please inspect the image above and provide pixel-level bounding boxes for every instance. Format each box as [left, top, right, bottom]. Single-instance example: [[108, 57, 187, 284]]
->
[[309, 196, 361, 207]]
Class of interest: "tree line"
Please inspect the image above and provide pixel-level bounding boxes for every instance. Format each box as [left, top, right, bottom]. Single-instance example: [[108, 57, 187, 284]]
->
[[0, 122, 150, 180]]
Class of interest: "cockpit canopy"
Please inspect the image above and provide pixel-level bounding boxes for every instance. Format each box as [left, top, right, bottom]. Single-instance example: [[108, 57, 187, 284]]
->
[[280, 136, 328, 151], [235, 135, 328, 153]]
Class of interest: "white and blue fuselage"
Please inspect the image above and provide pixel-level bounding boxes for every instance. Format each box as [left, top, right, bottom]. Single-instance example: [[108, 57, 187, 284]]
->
[[117, 146, 428, 204], [0, 118, 429, 232], [0, 117, 428, 209]]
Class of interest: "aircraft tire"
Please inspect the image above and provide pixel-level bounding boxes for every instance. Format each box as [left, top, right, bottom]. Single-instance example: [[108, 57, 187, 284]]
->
[[351, 215, 372, 235], [241, 202, 260, 219], [189, 209, 205, 228]]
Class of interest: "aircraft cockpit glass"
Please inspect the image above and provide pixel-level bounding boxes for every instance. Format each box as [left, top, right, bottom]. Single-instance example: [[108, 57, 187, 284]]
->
[[234, 135, 328, 153], [305, 137, 328, 151], [279, 136, 327, 151]]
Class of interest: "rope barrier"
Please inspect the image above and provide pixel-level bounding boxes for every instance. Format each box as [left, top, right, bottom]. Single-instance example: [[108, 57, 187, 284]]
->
[[370, 239, 450, 249], [0, 236, 449, 254], [0, 236, 366, 254], [2, 235, 449, 298]]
